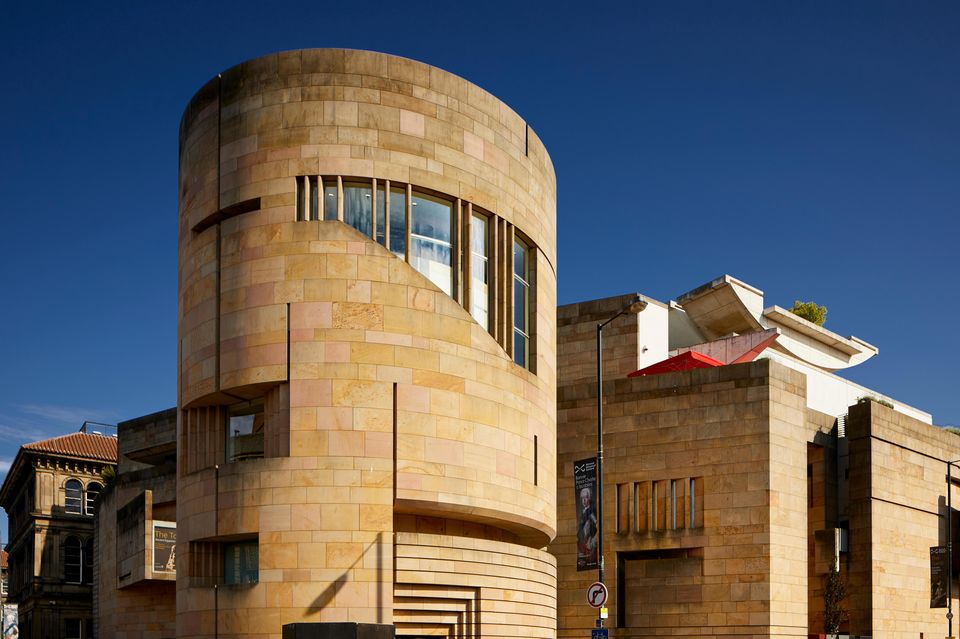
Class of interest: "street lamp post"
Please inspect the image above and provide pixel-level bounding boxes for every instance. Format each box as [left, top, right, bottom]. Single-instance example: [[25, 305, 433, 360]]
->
[[948, 459, 960, 639], [596, 295, 647, 628]]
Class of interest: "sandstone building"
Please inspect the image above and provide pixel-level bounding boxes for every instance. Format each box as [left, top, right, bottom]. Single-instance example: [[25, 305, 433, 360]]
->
[[554, 276, 958, 639], [176, 48, 557, 638], [0, 427, 117, 639], [94, 408, 177, 639]]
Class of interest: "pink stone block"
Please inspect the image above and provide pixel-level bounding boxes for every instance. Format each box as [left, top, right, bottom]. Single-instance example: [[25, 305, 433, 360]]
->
[[397, 385, 430, 413], [291, 301, 333, 330], [364, 431, 393, 459], [291, 379, 333, 407]]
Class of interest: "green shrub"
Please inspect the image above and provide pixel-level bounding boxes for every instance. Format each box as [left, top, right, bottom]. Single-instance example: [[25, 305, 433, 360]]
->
[[857, 395, 894, 409], [789, 300, 827, 326]]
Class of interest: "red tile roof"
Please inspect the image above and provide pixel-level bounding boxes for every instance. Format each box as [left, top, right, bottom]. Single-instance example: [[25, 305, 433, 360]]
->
[[22, 432, 118, 462]]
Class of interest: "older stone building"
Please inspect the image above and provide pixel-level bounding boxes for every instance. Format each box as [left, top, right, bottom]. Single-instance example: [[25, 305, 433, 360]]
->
[[176, 48, 557, 638], [0, 427, 117, 639], [554, 277, 958, 639]]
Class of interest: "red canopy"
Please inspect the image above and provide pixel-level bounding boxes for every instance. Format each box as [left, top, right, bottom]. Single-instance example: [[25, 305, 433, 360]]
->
[[627, 350, 724, 377]]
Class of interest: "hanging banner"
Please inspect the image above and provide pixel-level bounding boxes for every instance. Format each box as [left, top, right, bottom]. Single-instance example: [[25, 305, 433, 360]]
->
[[575, 457, 599, 571], [931, 545, 948, 608], [153, 521, 177, 574]]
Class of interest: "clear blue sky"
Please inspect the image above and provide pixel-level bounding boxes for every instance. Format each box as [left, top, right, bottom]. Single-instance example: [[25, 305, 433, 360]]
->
[[1, 1, 957, 502]]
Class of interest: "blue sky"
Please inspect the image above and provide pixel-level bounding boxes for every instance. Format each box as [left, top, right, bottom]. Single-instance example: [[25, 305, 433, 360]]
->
[[0, 1, 957, 516]]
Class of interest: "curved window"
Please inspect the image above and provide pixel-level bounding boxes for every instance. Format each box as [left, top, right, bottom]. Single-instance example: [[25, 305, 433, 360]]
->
[[469, 213, 490, 330], [410, 192, 452, 295], [389, 186, 407, 258], [65, 480, 83, 515], [375, 183, 386, 246], [64, 536, 82, 583], [513, 237, 531, 368], [85, 482, 102, 516], [343, 181, 372, 237], [297, 175, 539, 372]]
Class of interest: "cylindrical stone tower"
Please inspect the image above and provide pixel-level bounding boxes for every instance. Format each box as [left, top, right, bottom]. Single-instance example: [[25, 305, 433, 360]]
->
[[177, 49, 557, 639]]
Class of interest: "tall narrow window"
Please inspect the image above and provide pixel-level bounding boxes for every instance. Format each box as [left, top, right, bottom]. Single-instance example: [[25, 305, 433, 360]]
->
[[83, 538, 94, 584], [224, 540, 259, 585], [343, 181, 372, 236], [410, 192, 453, 295], [295, 176, 306, 221], [85, 482, 102, 516], [375, 183, 386, 246], [513, 237, 531, 368], [389, 186, 407, 257], [670, 479, 677, 530], [65, 480, 82, 514], [651, 482, 658, 531], [309, 176, 319, 220], [470, 213, 490, 329], [323, 179, 338, 221], [225, 399, 265, 463], [689, 477, 697, 528], [64, 536, 82, 583]]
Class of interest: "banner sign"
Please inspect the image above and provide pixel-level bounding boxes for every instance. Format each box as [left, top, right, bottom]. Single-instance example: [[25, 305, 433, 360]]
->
[[931, 545, 948, 608], [153, 521, 177, 573], [575, 457, 599, 571]]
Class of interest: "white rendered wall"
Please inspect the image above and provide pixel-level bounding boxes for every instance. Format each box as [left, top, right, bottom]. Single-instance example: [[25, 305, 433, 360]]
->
[[762, 350, 932, 424], [638, 301, 670, 370]]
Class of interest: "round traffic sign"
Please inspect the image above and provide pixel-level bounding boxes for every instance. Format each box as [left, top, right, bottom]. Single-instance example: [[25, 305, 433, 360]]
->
[[587, 581, 608, 608]]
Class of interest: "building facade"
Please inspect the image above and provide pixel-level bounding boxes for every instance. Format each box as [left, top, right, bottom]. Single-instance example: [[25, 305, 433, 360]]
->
[[553, 277, 958, 639], [94, 408, 177, 639], [177, 49, 557, 638], [0, 429, 117, 639]]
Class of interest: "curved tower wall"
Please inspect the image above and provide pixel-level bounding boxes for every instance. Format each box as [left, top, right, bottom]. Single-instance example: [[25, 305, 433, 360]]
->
[[177, 49, 557, 639]]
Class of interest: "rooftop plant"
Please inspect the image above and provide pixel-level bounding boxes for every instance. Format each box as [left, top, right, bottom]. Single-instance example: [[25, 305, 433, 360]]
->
[[789, 300, 827, 326]]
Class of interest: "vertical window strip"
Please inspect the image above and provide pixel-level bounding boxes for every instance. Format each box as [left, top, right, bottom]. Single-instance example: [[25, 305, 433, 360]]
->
[[295, 176, 305, 221], [513, 234, 530, 368], [651, 481, 658, 531], [670, 479, 677, 530], [309, 176, 319, 221], [689, 477, 696, 528]]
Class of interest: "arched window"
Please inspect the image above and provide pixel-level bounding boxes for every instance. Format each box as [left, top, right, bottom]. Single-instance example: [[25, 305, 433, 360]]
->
[[64, 480, 82, 515], [85, 482, 102, 516], [64, 536, 82, 583], [83, 538, 94, 584]]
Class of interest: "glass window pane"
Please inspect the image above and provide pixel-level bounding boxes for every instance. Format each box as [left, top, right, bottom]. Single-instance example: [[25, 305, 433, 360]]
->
[[514, 281, 527, 331], [65, 480, 82, 514], [85, 482, 101, 516], [513, 330, 527, 368], [224, 540, 259, 585], [226, 400, 265, 463], [513, 237, 532, 369], [323, 182, 338, 221], [470, 214, 489, 329], [83, 538, 94, 584], [389, 187, 406, 258], [513, 239, 527, 280], [65, 619, 82, 639], [410, 192, 452, 295], [343, 181, 372, 237], [64, 537, 82, 583], [375, 185, 386, 246], [310, 177, 319, 220]]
